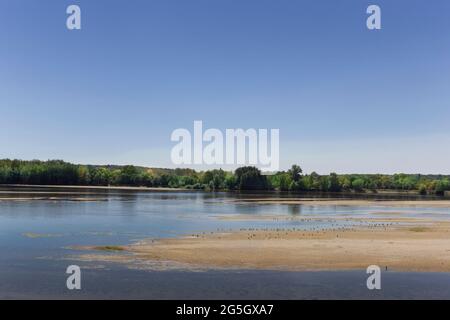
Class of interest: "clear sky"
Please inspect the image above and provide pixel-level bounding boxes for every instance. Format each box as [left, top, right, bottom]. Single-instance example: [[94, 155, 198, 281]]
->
[[1, 0, 449, 174]]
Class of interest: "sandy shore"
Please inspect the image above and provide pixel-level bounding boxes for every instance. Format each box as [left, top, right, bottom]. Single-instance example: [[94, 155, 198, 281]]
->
[[0, 184, 191, 201], [77, 219, 450, 272]]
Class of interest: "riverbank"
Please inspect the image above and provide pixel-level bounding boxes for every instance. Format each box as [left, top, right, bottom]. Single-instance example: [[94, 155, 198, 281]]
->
[[0, 184, 191, 192], [1, 184, 449, 198]]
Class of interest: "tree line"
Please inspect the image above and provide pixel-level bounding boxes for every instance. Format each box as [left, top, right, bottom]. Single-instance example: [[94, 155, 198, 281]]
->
[[0, 159, 449, 195]]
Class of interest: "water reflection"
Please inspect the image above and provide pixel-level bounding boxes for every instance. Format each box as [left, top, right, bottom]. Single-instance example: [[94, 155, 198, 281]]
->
[[1, 187, 450, 299], [288, 204, 302, 215]]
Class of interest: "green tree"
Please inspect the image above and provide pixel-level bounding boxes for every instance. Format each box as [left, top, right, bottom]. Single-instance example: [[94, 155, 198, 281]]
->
[[278, 173, 292, 191], [91, 167, 112, 186], [328, 173, 341, 192], [234, 166, 268, 190], [288, 165, 302, 182], [351, 178, 365, 191], [119, 165, 140, 185]]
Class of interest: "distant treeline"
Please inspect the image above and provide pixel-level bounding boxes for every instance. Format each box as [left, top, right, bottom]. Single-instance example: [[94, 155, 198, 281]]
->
[[0, 159, 449, 195]]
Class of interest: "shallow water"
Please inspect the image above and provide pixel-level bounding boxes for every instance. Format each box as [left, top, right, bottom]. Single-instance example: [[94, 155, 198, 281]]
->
[[0, 186, 449, 299]]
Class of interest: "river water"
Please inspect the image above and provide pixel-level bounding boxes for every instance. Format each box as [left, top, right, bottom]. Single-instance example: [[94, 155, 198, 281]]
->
[[0, 186, 449, 299]]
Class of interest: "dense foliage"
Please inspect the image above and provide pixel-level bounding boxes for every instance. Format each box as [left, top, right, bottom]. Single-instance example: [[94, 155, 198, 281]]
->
[[0, 159, 449, 195]]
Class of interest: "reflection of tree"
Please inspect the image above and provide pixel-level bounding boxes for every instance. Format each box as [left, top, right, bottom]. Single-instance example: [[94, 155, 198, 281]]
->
[[288, 204, 302, 216]]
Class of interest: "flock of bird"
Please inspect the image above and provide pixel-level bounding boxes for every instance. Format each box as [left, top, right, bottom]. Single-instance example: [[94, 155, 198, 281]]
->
[[188, 218, 398, 240]]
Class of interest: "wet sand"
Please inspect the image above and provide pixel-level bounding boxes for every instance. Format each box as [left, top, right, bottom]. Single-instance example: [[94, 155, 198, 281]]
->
[[230, 198, 450, 208], [0, 197, 109, 202], [214, 213, 433, 223], [1, 184, 189, 192]]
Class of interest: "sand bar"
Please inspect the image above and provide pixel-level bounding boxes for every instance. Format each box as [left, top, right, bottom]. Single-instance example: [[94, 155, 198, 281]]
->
[[78, 219, 450, 272]]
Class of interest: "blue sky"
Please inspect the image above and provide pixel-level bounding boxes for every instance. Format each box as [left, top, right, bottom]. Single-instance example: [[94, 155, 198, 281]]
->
[[1, 0, 449, 173]]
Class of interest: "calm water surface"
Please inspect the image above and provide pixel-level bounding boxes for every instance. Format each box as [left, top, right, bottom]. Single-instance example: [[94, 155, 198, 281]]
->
[[0, 186, 449, 299]]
